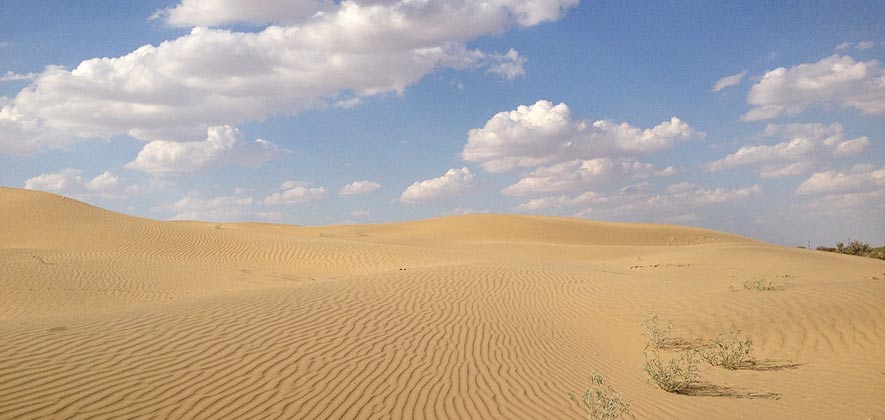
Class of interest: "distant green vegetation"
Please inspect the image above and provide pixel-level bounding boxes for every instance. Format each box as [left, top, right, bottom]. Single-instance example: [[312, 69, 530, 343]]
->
[[815, 240, 885, 260]]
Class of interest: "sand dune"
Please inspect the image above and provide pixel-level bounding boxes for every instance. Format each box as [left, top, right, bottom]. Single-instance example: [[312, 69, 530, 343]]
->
[[0, 186, 883, 419]]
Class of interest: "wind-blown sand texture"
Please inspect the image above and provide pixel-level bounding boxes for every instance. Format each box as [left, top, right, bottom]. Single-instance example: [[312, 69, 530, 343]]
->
[[1, 186, 883, 419]]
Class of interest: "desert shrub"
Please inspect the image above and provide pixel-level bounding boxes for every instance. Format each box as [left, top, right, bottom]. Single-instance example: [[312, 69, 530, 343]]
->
[[642, 313, 672, 349], [839, 240, 872, 256], [741, 278, 780, 291], [867, 247, 885, 260], [816, 241, 884, 259], [642, 349, 699, 393], [569, 373, 631, 420], [701, 323, 754, 369]]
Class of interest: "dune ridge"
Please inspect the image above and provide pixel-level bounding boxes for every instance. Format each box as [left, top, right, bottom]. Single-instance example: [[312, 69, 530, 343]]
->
[[0, 187, 883, 419]]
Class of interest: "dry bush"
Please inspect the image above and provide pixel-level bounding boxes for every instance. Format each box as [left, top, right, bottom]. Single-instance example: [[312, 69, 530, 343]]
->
[[701, 323, 754, 369], [740, 277, 781, 291], [569, 372, 632, 420], [642, 349, 699, 393], [642, 313, 672, 349]]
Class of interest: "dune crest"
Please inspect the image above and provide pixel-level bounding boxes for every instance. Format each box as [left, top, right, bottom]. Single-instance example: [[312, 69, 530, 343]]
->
[[1, 187, 883, 419]]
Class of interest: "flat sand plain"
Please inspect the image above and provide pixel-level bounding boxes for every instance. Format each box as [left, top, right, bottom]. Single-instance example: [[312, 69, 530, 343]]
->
[[1, 186, 883, 419]]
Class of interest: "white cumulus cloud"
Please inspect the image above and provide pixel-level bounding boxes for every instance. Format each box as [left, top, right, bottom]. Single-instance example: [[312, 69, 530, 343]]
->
[[264, 181, 328, 205], [0, 71, 38, 82], [518, 182, 761, 216], [339, 180, 381, 195], [705, 122, 868, 177], [837, 41, 877, 52], [461, 100, 701, 173], [24, 169, 143, 198], [0, 0, 578, 155], [157, 194, 255, 221], [154, 0, 335, 27], [502, 157, 677, 196], [796, 164, 885, 195], [125, 125, 286, 175], [743, 55, 885, 120], [399, 167, 474, 204]]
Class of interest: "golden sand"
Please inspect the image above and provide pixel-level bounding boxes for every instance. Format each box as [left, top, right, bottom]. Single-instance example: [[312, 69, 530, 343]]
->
[[1, 186, 883, 419]]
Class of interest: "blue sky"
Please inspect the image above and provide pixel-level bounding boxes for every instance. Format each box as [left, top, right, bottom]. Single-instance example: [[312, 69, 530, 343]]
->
[[1, 0, 883, 246]]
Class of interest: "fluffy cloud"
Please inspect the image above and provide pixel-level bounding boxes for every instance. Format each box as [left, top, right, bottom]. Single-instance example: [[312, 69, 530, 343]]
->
[[743, 55, 885, 120], [705, 122, 868, 177], [0, 71, 37, 82], [399, 167, 474, 204], [486, 49, 527, 80], [673, 183, 762, 205], [516, 191, 601, 211], [711, 70, 746, 92], [25, 169, 88, 192], [461, 100, 701, 173], [518, 182, 761, 216], [796, 164, 885, 195], [442, 207, 486, 216], [339, 180, 381, 195], [24, 169, 142, 198], [0, 101, 69, 154], [502, 157, 677, 196], [157, 194, 255, 221], [264, 181, 328, 205], [154, 0, 334, 27], [86, 171, 124, 192], [856, 41, 876, 50], [125, 125, 285, 175], [796, 164, 885, 215], [1, 1, 578, 154], [155, 0, 578, 28], [836, 41, 876, 52]]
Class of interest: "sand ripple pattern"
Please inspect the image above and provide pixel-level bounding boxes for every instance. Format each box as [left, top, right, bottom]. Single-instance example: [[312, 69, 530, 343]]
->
[[1, 187, 883, 419]]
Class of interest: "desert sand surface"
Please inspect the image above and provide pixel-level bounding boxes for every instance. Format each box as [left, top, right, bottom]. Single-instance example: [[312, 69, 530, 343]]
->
[[0, 186, 883, 419]]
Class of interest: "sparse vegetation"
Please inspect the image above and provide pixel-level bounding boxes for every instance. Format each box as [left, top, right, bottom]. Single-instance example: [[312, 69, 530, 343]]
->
[[642, 312, 672, 349], [701, 323, 754, 369], [642, 349, 699, 393], [569, 372, 632, 420], [728, 276, 783, 292], [739, 277, 781, 292], [817, 240, 885, 260], [641, 313, 700, 393]]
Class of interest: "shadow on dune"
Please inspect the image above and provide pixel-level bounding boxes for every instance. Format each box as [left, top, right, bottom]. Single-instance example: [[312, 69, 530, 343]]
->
[[660, 337, 803, 373], [731, 359, 803, 371], [658, 338, 706, 351], [678, 382, 781, 400]]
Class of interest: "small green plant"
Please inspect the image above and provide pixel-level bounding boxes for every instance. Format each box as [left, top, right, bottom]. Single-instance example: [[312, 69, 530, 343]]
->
[[569, 372, 631, 420], [642, 349, 699, 393], [642, 313, 672, 349], [701, 323, 754, 369]]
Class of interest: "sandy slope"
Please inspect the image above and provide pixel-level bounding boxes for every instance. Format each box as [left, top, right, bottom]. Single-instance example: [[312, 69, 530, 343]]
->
[[0, 186, 883, 419]]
